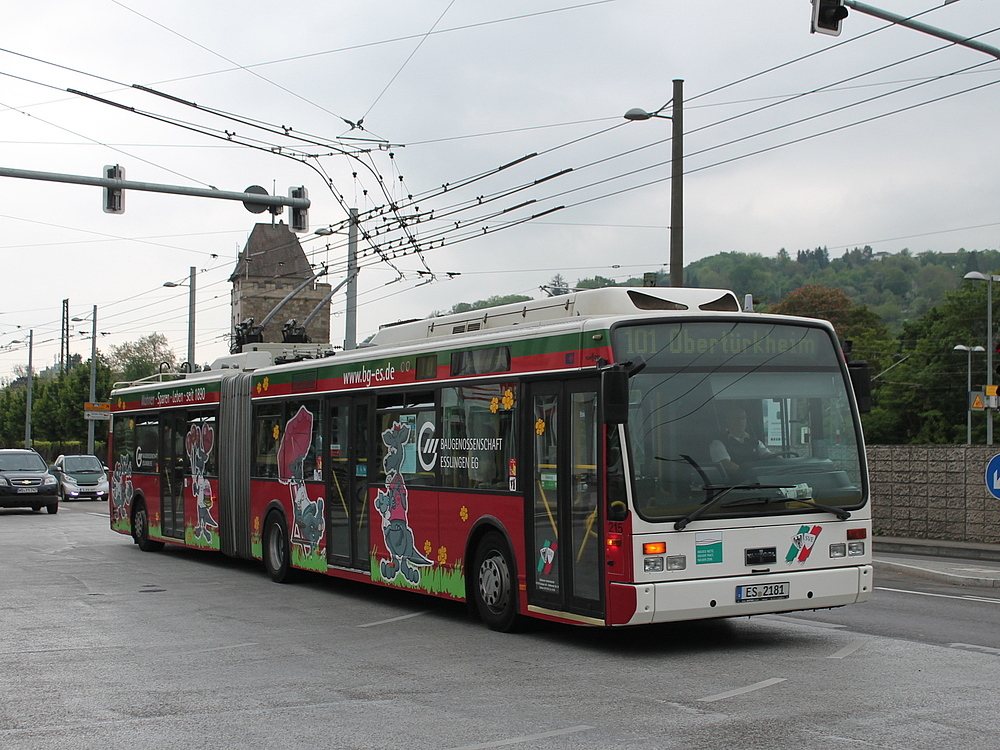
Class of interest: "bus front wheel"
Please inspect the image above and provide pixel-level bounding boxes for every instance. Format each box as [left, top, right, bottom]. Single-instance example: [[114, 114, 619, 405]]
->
[[263, 512, 297, 583], [473, 531, 521, 632]]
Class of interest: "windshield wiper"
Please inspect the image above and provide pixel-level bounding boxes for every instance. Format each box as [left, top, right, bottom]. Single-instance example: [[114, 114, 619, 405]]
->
[[723, 495, 851, 520], [666, 454, 850, 530], [673, 481, 793, 531]]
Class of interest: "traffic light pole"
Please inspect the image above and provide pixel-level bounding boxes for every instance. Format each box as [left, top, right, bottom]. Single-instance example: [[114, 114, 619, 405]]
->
[[842, 1, 1000, 59], [0, 166, 311, 212]]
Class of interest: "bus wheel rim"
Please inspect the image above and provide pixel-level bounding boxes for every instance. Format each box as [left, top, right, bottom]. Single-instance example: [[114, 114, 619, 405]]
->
[[479, 553, 510, 612]]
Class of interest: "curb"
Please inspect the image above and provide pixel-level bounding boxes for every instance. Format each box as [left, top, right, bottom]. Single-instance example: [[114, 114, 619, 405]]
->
[[874, 537, 1000, 563]]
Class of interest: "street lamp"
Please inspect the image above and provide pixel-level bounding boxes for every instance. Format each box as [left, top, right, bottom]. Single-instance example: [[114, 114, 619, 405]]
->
[[71, 305, 99, 454], [954, 344, 985, 445], [962, 271, 1000, 445], [624, 78, 684, 287], [163, 266, 196, 369], [10, 331, 33, 449]]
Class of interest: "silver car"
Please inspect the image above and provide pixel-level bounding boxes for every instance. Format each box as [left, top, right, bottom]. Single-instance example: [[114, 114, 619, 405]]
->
[[50, 454, 110, 502]]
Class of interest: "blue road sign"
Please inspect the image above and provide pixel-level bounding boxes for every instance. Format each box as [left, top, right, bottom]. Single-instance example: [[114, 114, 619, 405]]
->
[[986, 454, 1000, 500]]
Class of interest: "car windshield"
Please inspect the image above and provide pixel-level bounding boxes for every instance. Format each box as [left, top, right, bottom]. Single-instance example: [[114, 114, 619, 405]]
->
[[0, 453, 47, 472], [612, 320, 866, 523], [63, 456, 105, 473]]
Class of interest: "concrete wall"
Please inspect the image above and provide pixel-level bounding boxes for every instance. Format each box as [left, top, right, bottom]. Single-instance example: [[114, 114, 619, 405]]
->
[[868, 445, 1000, 544]]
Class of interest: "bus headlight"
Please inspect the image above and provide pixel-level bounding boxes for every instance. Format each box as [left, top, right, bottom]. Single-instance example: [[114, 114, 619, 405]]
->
[[644, 557, 665, 572], [829, 543, 846, 558], [666, 555, 686, 571], [848, 541, 866, 556]]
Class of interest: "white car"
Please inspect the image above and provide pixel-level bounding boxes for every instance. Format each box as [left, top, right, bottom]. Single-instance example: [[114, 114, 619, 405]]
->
[[50, 454, 110, 502]]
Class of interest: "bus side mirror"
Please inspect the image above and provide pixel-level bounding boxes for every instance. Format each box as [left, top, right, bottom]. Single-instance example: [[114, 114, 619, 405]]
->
[[602, 369, 630, 424], [848, 360, 872, 414]]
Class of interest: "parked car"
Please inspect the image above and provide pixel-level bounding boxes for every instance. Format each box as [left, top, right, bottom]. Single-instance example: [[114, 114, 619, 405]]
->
[[0, 449, 59, 513], [49, 454, 110, 502]]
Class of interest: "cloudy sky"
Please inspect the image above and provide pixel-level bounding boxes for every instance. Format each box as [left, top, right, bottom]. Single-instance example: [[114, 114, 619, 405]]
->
[[1, 0, 997, 380]]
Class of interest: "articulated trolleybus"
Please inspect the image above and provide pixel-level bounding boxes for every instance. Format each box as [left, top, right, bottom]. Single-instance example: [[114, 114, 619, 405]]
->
[[109, 287, 872, 631]]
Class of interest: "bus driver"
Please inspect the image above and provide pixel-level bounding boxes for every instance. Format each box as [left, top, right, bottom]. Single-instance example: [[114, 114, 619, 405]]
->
[[708, 405, 773, 480]]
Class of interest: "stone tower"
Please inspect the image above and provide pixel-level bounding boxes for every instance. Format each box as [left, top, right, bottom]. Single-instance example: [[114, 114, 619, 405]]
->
[[230, 222, 331, 349]]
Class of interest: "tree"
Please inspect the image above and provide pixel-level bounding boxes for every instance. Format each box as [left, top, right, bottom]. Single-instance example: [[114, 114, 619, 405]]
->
[[864, 281, 991, 444], [547, 274, 570, 296], [107, 333, 176, 382]]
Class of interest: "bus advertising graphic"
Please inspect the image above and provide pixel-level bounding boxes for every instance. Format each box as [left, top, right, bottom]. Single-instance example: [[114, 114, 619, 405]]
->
[[186, 422, 218, 547], [278, 406, 326, 567], [375, 421, 434, 585]]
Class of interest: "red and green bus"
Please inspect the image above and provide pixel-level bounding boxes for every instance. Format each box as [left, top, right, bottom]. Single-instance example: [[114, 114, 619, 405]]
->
[[108, 286, 872, 631]]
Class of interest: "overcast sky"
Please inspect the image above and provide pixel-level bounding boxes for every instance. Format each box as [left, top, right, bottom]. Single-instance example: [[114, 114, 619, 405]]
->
[[1, 0, 997, 380]]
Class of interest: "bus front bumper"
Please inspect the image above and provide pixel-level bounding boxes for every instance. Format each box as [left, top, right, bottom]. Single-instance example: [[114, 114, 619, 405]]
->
[[610, 564, 873, 626]]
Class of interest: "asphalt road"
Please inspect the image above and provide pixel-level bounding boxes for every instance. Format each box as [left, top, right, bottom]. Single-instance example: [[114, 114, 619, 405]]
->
[[2, 501, 999, 750], [784, 569, 1000, 653]]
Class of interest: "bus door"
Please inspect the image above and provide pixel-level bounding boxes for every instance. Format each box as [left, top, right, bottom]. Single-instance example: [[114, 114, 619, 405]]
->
[[159, 411, 187, 539], [326, 396, 372, 570], [527, 380, 602, 619]]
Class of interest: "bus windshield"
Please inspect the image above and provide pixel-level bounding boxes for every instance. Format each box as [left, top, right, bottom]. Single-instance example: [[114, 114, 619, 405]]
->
[[612, 320, 866, 523]]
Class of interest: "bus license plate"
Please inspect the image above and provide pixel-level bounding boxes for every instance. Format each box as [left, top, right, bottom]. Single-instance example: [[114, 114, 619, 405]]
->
[[17, 487, 38, 494], [736, 582, 789, 603]]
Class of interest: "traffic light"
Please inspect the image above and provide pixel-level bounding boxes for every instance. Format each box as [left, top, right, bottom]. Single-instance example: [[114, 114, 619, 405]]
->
[[811, 0, 848, 36], [102, 164, 125, 214], [289, 186, 308, 233]]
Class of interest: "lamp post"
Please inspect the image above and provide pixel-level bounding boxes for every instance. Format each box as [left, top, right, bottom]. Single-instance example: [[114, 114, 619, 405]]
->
[[624, 78, 684, 287], [71, 305, 99, 454], [10, 331, 33, 449], [963, 271, 1000, 445], [163, 266, 196, 369], [954, 345, 985, 445]]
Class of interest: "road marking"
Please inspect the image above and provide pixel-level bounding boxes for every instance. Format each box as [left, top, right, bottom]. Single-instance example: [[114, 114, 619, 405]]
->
[[827, 639, 867, 659], [445, 725, 594, 749], [187, 642, 258, 654], [357, 611, 430, 628], [876, 586, 1000, 604], [761, 614, 846, 629], [950, 643, 1000, 656], [697, 677, 786, 703]]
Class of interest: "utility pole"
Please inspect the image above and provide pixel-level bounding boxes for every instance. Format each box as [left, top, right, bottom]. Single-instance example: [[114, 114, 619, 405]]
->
[[345, 208, 359, 350], [186, 266, 196, 368], [87, 305, 97, 454], [61, 299, 70, 375], [669, 79, 684, 288], [25, 330, 33, 449]]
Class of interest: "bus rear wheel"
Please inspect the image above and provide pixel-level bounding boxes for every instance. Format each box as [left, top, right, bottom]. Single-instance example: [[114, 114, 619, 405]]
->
[[132, 502, 164, 552], [473, 531, 521, 632], [263, 512, 298, 583]]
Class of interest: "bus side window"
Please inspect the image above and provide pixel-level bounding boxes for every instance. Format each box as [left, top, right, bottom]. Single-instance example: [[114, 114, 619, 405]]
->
[[253, 405, 282, 478]]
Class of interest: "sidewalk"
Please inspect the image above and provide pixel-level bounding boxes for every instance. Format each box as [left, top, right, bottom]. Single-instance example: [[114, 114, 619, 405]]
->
[[873, 536, 1000, 589]]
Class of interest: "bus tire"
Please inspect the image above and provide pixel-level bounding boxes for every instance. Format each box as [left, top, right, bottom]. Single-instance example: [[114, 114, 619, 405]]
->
[[263, 512, 298, 583], [132, 501, 164, 552], [473, 531, 521, 632]]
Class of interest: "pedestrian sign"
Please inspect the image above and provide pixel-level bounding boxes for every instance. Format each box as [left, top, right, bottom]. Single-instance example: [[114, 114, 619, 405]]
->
[[986, 454, 1000, 500], [971, 391, 986, 411]]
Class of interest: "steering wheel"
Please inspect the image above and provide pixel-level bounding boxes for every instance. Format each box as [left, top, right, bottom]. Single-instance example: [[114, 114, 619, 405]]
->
[[763, 451, 799, 459]]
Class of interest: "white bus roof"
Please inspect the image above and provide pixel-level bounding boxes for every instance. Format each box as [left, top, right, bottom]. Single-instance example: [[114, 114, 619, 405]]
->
[[370, 287, 741, 347]]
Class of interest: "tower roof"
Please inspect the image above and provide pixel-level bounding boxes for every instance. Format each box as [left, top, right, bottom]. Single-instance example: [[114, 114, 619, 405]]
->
[[230, 222, 314, 282]]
